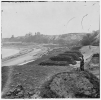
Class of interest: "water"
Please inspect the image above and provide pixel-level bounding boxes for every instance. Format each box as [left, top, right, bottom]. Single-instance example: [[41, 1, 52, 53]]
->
[[2, 48, 20, 58], [2, 48, 42, 66]]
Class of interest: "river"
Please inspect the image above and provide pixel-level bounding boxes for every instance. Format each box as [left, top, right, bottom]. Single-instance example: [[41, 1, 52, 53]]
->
[[2, 47, 47, 66], [2, 48, 20, 59]]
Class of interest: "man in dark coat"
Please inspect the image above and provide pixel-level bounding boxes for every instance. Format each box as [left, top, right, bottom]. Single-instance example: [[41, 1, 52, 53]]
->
[[80, 55, 84, 71]]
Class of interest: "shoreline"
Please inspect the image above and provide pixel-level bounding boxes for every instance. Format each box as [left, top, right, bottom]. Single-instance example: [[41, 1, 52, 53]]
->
[[2, 48, 20, 59], [2, 47, 48, 66], [2, 47, 35, 62], [2, 46, 21, 50]]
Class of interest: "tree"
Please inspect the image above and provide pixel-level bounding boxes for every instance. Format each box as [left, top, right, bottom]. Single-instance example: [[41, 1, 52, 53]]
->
[[81, 33, 93, 49], [81, 30, 100, 48]]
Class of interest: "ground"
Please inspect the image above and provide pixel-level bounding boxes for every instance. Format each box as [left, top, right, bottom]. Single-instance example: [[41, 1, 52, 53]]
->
[[1, 45, 100, 98], [80, 46, 100, 78], [39, 70, 99, 98]]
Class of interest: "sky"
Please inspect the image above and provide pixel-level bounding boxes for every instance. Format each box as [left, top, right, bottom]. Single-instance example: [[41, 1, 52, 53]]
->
[[1, 1, 100, 38]]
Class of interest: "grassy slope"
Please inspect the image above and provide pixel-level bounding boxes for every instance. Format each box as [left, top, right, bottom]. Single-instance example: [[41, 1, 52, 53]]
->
[[39, 70, 99, 98], [11, 65, 72, 93], [2, 66, 10, 91], [2, 45, 100, 98], [2, 47, 73, 96]]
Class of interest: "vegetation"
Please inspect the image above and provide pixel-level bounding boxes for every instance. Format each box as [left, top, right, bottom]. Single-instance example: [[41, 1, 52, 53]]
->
[[81, 30, 99, 48], [2, 33, 100, 98], [39, 60, 70, 66], [2, 66, 10, 91], [39, 50, 83, 66], [92, 53, 99, 57], [59, 53, 81, 61], [71, 46, 82, 50], [2, 63, 72, 98], [81, 34, 92, 48], [50, 55, 74, 62], [39, 70, 99, 98], [2, 32, 84, 45], [2, 47, 70, 98], [64, 51, 82, 57]]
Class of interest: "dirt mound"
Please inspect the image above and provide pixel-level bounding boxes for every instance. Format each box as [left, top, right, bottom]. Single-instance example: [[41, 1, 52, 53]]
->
[[87, 53, 100, 70], [39, 70, 99, 98], [90, 53, 99, 65], [92, 53, 99, 57], [64, 50, 82, 57], [39, 60, 70, 66]]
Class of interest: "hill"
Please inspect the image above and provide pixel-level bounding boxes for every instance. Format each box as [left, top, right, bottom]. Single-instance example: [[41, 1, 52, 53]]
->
[[2, 33, 85, 45]]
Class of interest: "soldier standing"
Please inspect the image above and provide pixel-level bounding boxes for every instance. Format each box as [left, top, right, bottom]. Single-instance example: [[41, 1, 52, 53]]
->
[[80, 55, 84, 71]]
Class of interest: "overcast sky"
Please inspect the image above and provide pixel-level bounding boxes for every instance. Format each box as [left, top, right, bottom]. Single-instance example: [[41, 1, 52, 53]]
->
[[1, 1, 100, 38]]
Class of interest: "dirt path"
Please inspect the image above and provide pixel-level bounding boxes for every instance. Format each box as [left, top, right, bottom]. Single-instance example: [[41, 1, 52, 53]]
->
[[1, 47, 48, 96], [2, 66, 13, 97]]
